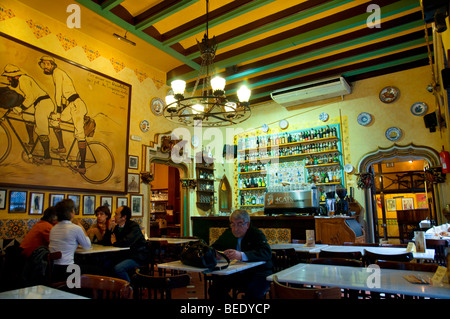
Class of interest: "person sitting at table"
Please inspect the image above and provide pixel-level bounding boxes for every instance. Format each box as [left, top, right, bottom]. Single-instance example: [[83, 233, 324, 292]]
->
[[49, 199, 91, 282], [20, 206, 58, 258], [99, 205, 149, 282], [87, 205, 111, 243], [209, 209, 273, 299]]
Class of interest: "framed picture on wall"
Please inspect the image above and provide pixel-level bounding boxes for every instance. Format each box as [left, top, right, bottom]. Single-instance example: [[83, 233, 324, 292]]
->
[[0, 189, 6, 210], [9, 190, 27, 213], [130, 195, 143, 217], [401, 198, 414, 210], [117, 196, 128, 208], [68, 195, 81, 215], [83, 195, 96, 215], [386, 198, 396, 212], [29, 192, 45, 215], [50, 194, 65, 207], [100, 196, 113, 211], [128, 173, 140, 193], [129, 155, 139, 169]]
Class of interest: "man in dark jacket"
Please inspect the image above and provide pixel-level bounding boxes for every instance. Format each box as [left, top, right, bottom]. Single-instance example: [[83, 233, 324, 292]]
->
[[99, 206, 148, 282], [210, 209, 272, 299]]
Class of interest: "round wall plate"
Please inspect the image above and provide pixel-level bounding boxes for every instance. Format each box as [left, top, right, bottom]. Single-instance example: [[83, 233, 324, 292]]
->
[[261, 124, 269, 133], [385, 127, 402, 141], [191, 135, 200, 148], [344, 164, 354, 173], [140, 120, 150, 132], [319, 112, 329, 122], [379, 86, 399, 103], [279, 119, 289, 129], [357, 112, 372, 126], [150, 97, 164, 116], [410, 102, 428, 116]]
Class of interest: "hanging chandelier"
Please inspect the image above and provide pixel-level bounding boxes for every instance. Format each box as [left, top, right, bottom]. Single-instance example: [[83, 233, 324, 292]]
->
[[163, 0, 251, 127]]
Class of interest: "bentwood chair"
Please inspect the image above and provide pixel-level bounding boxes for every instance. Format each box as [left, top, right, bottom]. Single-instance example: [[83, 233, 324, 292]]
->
[[375, 260, 439, 272], [270, 275, 341, 299], [132, 267, 191, 299], [77, 274, 133, 299], [272, 248, 298, 272], [319, 250, 363, 260], [310, 258, 362, 267], [425, 239, 448, 266], [363, 250, 414, 266]]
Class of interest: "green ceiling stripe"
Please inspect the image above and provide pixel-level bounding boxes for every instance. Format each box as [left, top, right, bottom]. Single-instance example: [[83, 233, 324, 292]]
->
[[135, 0, 200, 31], [75, 0, 201, 69], [101, 0, 124, 11], [228, 20, 425, 81], [232, 42, 427, 96], [185, 0, 354, 60], [177, 0, 421, 81], [162, 0, 277, 47]]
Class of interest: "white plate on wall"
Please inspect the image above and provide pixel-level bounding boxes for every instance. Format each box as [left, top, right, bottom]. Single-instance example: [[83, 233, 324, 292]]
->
[[385, 127, 402, 141], [279, 119, 289, 129], [357, 112, 372, 126], [410, 102, 428, 116]]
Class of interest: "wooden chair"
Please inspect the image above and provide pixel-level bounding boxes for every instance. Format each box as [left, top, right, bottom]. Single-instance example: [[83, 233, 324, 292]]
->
[[363, 250, 413, 267], [425, 239, 448, 266], [380, 244, 408, 248], [343, 242, 380, 247], [375, 260, 439, 272], [319, 250, 362, 260], [46, 251, 62, 285], [270, 275, 341, 299], [132, 267, 191, 299], [272, 248, 298, 272], [76, 274, 134, 299], [310, 258, 363, 267]]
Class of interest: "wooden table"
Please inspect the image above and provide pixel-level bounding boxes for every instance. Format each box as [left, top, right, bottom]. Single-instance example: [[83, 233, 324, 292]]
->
[[148, 237, 198, 245], [267, 263, 450, 299], [270, 243, 327, 254], [0, 285, 88, 299], [318, 245, 435, 261], [75, 244, 130, 254]]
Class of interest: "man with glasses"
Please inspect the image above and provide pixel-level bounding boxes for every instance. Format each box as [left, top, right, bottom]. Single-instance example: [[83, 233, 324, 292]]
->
[[210, 209, 272, 299]]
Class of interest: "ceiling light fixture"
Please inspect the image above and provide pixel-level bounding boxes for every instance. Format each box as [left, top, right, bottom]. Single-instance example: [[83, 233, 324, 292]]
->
[[163, 0, 251, 127], [113, 31, 136, 46]]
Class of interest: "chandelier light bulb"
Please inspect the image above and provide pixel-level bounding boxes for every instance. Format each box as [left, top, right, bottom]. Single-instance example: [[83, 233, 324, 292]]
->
[[171, 79, 186, 96], [237, 85, 251, 102], [192, 103, 204, 114], [211, 76, 226, 94]]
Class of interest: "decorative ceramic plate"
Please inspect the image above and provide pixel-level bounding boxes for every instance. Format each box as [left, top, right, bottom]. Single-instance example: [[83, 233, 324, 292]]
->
[[385, 127, 402, 141], [319, 112, 329, 122], [379, 86, 399, 103], [261, 124, 269, 133], [279, 119, 289, 129], [357, 112, 372, 126], [410, 102, 428, 116], [150, 97, 165, 116], [344, 164, 354, 173], [140, 120, 150, 133]]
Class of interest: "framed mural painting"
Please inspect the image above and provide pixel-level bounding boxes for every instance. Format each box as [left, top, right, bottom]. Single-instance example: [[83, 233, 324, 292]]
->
[[9, 190, 27, 213], [131, 195, 143, 217], [83, 195, 96, 215], [29, 192, 45, 215], [0, 33, 131, 193], [68, 194, 81, 215], [0, 189, 6, 209], [50, 193, 65, 207]]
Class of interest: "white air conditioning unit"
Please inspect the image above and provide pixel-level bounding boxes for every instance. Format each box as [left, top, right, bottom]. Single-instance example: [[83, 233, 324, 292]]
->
[[270, 77, 351, 107]]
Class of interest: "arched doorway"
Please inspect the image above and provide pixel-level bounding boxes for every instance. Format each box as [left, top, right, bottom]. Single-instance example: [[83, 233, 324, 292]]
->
[[357, 144, 442, 243]]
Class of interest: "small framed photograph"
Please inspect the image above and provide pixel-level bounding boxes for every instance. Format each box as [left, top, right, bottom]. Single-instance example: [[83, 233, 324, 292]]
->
[[386, 198, 396, 212], [29, 192, 45, 215], [100, 196, 113, 211], [9, 190, 27, 213], [0, 189, 6, 209], [117, 196, 128, 208], [83, 195, 96, 215], [50, 194, 65, 207], [128, 173, 140, 193], [130, 195, 143, 217], [402, 198, 414, 210], [128, 155, 139, 169], [68, 194, 81, 215]]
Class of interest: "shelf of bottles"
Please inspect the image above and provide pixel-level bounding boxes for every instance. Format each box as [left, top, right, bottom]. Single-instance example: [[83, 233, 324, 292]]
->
[[150, 189, 168, 214], [196, 154, 215, 209], [236, 124, 344, 208]]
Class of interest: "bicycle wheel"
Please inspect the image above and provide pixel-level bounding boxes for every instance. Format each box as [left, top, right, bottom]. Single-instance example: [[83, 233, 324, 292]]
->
[[77, 140, 114, 184], [0, 121, 12, 163]]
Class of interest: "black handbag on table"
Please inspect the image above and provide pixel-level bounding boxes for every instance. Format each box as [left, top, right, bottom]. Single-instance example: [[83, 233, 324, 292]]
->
[[180, 240, 230, 272]]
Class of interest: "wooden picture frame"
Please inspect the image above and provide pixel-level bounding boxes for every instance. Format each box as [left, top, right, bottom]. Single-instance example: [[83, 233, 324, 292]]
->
[[386, 198, 396, 212], [100, 196, 113, 212], [9, 190, 27, 213], [0, 33, 131, 193], [83, 195, 96, 215], [128, 155, 139, 169], [68, 194, 81, 215], [401, 198, 414, 210], [127, 173, 140, 193], [29, 192, 45, 215], [0, 189, 6, 209], [117, 196, 128, 208], [130, 195, 143, 217], [49, 194, 65, 207]]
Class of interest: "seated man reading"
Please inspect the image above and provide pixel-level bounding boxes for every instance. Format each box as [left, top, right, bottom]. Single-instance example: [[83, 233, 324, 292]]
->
[[209, 209, 273, 299]]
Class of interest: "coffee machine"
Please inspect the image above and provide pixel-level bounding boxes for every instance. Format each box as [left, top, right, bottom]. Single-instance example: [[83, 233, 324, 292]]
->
[[335, 188, 349, 215]]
